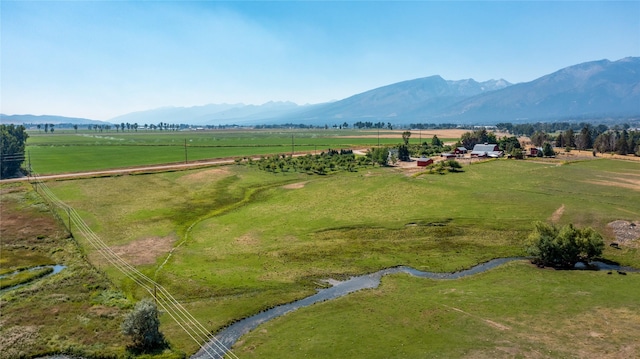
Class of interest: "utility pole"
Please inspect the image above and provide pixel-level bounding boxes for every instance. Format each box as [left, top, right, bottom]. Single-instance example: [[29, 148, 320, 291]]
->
[[184, 139, 188, 164], [291, 134, 294, 155], [67, 207, 72, 236]]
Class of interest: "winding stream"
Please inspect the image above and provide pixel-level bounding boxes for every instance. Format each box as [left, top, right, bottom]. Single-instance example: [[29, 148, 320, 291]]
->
[[0, 265, 66, 294], [192, 258, 638, 359]]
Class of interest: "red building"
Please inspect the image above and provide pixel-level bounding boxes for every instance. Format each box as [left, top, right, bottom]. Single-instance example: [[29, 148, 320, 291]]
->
[[417, 157, 434, 166], [454, 147, 468, 155]]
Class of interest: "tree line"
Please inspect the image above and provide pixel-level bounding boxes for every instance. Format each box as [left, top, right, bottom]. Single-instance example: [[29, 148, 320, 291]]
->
[[528, 125, 639, 156], [495, 121, 631, 137]]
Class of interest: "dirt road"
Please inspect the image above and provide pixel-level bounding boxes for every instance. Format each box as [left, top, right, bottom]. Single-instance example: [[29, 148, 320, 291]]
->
[[0, 158, 237, 183]]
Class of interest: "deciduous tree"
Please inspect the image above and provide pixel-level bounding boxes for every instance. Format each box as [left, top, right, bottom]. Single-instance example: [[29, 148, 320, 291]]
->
[[526, 222, 604, 268], [402, 131, 411, 146]]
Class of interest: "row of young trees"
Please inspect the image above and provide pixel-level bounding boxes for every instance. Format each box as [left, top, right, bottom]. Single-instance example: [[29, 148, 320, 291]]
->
[[35, 123, 56, 133], [352, 121, 392, 130], [246, 150, 373, 175]]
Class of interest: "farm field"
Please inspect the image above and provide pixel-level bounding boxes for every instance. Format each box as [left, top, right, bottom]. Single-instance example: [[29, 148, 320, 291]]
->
[[25, 129, 446, 175], [24, 154, 640, 358]]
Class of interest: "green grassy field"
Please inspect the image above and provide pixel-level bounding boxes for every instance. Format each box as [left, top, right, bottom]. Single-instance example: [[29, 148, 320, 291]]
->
[[37, 156, 640, 357], [236, 261, 640, 358], [26, 129, 428, 174]]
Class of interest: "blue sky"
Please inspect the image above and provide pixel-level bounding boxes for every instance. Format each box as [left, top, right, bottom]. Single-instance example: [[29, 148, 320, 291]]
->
[[2, 1, 639, 120]]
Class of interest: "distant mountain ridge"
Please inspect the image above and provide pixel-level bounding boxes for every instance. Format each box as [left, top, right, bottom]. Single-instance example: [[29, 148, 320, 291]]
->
[[280, 76, 512, 124], [109, 101, 309, 126], [3, 57, 638, 126], [431, 57, 640, 123], [0, 114, 107, 126]]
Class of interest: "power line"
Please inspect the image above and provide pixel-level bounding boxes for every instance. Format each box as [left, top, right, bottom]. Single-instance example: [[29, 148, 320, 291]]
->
[[30, 172, 238, 359]]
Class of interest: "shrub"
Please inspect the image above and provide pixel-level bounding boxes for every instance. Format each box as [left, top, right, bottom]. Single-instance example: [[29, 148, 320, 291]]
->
[[525, 222, 604, 268], [121, 298, 166, 351]]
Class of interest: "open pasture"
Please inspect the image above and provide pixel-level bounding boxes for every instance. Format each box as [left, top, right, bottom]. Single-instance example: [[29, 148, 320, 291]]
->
[[25, 129, 445, 175], [41, 156, 640, 357]]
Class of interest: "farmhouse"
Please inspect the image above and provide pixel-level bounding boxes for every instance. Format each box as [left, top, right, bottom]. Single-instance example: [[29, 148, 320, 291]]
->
[[528, 147, 543, 157], [417, 157, 434, 166], [470, 143, 503, 158], [454, 147, 468, 155]]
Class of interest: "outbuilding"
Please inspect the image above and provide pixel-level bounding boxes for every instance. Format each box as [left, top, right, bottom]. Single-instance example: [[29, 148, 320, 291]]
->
[[417, 157, 434, 167]]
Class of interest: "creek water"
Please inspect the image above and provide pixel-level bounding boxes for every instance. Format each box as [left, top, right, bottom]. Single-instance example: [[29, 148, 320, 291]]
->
[[192, 258, 638, 359], [0, 264, 66, 293]]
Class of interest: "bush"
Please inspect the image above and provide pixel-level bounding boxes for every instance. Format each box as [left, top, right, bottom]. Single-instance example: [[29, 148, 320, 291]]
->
[[121, 298, 166, 351], [525, 222, 604, 268]]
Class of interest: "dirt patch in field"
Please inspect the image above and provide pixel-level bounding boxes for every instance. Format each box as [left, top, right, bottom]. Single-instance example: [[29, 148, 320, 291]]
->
[[0, 325, 41, 359], [608, 220, 640, 246], [234, 232, 260, 246], [88, 305, 120, 319], [110, 236, 176, 265], [536, 307, 640, 359], [585, 177, 640, 191], [179, 167, 229, 182], [282, 181, 308, 189], [549, 204, 565, 223]]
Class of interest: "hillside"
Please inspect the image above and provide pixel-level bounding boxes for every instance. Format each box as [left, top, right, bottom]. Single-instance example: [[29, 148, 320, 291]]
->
[[276, 76, 512, 124], [432, 57, 640, 123]]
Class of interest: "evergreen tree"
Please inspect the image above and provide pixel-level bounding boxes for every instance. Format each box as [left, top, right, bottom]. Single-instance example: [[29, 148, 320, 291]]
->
[[563, 129, 575, 148], [542, 142, 555, 157], [576, 125, 593, 150], [0, 124, 29, 178], [616, 130, 629, 155]]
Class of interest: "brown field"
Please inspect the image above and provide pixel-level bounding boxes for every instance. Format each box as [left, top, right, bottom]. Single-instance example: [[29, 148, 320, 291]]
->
[[557, 149, 640, 162], [342, 129, 511, 139]]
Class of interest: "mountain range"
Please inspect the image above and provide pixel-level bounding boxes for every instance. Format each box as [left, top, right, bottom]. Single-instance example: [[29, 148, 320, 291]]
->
[[2, 57, 639, 126], [0, 114, 106, 126]]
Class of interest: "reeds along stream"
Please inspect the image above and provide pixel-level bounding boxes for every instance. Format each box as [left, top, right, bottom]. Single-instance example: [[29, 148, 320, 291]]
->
[[0, 264, 66, 292], [193, 258, 639, 359]]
